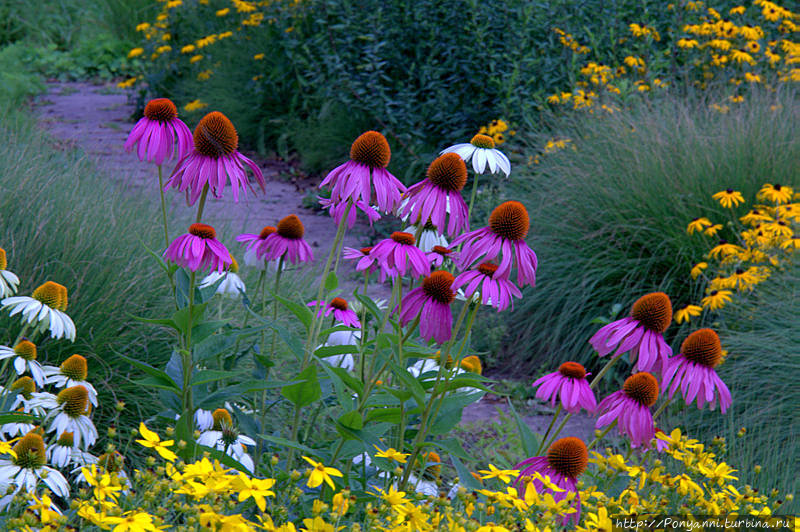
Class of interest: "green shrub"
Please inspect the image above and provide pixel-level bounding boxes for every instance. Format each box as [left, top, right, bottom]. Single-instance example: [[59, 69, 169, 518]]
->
[[498, 89, 799, 374]]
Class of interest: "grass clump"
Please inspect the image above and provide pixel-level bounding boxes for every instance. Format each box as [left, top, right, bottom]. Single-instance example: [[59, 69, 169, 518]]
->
[[498, 89, 799, 374]]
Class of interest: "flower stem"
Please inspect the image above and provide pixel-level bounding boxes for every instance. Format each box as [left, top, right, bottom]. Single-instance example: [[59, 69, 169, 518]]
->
[[587, 420, 617, 451], [589, 355, 621, 390], [467, 173, 481, 222], [195, 184, 209, 224], [157, 164, 170, 250], [182, 271, 197, 431], [652, 397, 672, 420], [541, 412, 573, 451], [536, 404, 563, 455]]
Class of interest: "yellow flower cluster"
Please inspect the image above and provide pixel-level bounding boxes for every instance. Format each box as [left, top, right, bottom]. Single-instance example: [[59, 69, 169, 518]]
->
[[554, 27, 591, 55], [681, 183, 798, 320], [477, 119, 514, 146]]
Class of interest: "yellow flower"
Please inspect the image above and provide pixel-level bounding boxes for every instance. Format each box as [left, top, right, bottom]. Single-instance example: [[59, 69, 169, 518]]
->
[[691, 262, 708, 279], [704, 224, 723, 237], [477, 525, 510, 532], [127, 47, 144, 59], [302, 456, 343, 489], [368, 485, 409, 507], [712, 189, 745, 208], [232, 473, 275, 512], [745, 72, 762, 83], [758, 183, 794, 204], [674, 304, 702, 324], [780, 236, 800, 250], [216, 8, 230, 16], [331, 492, 349, 517], [254, 53, 265, 60], [27, 493, 60, 524], [82, 465, 123, 503], [136, 423, 177, 461], [136, 23, 150, 32], [701, 289, 733, 310], [729, 6, 746, 15], [181, 44, 196, 54], [708, 241, 744, 259], [687, 217, 712, 234], [104, 512, 164, 531], [373, 445, 409, 463], [583, 507, 612, 531], [189, 54, 204, 64], [478, 464, 520, 484], [698, 462, 738, 485], [184, 99, 208, 112], [155, 45, 172, 54], [730, 49, 755, 65]]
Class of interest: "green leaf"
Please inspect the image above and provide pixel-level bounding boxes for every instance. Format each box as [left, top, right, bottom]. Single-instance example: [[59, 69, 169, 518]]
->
[[450, 454, 482, 490], [129, 314, 179, 332], [315, 358, 352, 411], [365, 407, 403, 424], [389, 362, 427, 408], [0, 412, 36, 424], [433, 438, 471, 461], [275, 293, 313, 331], [117, 353, 181, 394], [354, 293, 383, 321], [338, 410, 363, 430], [508, 399, 542, 457], [324, 271, 338, 292], [191, 369, 238, 386], [175, 269, 190, 308], [280, 365, 321, 407], [314, 345, 359, 357], [141, 240, 170, 274], [260, 435, 319, 458], [173, 303, 207, 336], [191, 320, 228, 344]]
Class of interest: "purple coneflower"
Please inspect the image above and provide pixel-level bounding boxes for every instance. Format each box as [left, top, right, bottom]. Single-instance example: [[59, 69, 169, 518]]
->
[[165, 111, 265, 205], [399, 271, 455, 344], [236, 226, 276, 267], [319, 197, 380, 228], [589, 292, 673, 373], [532, 362, 596, 413], [514, 437, 587, 525], [596, 372, 659, 448], [451, 201, 538, 287], [662, 328, 732, 413], [259, 215, 313, 265], [451, 262, 522, 312], [370, 232, 430, 280], [125, 98, 192, 165], [400, 153, 470, 236], [164, 223, 232, 273], [427, 245, 457, 268], [319, 131, 406, 213], [307, 297, 360, 328], [349, 246, 390, 283]]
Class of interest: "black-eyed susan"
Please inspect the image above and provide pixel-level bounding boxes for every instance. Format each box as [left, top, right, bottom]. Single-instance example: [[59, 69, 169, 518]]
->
[[781, 236, 800, 250], [691, 262, 708, 279], [1, 281, 76, 341], [704, 224, 724, 237], [701, 289, 733, 310], [708, 240, 744, 259], [712, 189, 745, 208], [758, 183, 793, 204], [674, 304, 702, 324], [687, 217, 712, 234], [740, 208, 773, 226]]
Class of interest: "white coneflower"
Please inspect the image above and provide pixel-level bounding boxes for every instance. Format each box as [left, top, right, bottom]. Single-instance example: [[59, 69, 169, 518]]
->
[[199, 255, 246, 298], [194, 408, 214, 432], [3, 376, 43, 414], [316, 329, 361, 372], [1, 281, 76, 341], [0, 433, 69, 509], [0, 247, 20, 298], [41, 355, 97, 407], [46, 432, 96, 469], [47, 386, 97, 450], [0, 340, 45, 387], [440, 134, 511, 177], [0, 407, 36, 438], [196, 408, 255, 472]]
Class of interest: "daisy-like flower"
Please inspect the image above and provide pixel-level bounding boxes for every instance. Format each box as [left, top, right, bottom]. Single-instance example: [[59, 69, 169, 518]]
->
[[404, 222, 449, 252], [319, 130, 406, 213], [399, 270, 455, 344], [124, 98, 193, 165], [237, 226, 276, 268], [740, 208, 774, 226], [307, 297, 360, 328], [46, 432, 96, 469], [589, 292, 673, 373], [674, 304, 702, 324], [400, 153, 470, 236], [0, 406, 36, 437], [0, 340, 45, 387], [302, 456, 343, 490], [369, 232, 430, 280], [0, 247, 20, 298], [596, 372, 659, 447], [47, 385, 98, 449], [164, 111, 265, 205], [708, 240, 744, 259], [441, 134, 511, 177], [194, 408, 214, 431], [758, 183, 793, 204], [258, 214, 314, 265], [0, 433, 69, 508], [199, 255, 246, 298], [451, 201, 538, 287], [532, 362, 597, 413], [196, 408, 256, 472], [426, 245, 458, 268], [1, 281, 76, 341], [662, 329, 732, 413], [686, 217, 713, 234], [164, 223, 232, 273], [41, 354, 98, 407], [319, 197, 380, 229], [451, 262, 522, 312], [513, 437, 588, 525], [701, 289, 733, 310], [690, 262, 708, 279], [135, 423, 178, 461], [712, 189, 745, 208], [4, 376, 37, 412]]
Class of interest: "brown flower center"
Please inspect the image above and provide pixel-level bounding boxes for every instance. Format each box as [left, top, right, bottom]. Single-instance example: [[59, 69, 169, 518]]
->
[[489, 201, 529, 241], [477, 262, 499, 277], [11, 376, 35, 397], [32, 281, 68, 311], [277, 214, 305, 239], [432, 246, 452, 256], [558, 362, 586, 379], [422, 271, 455, 304], [259, 226, 277, 239], [0, 247, 6, 270], [188, 223, 216, 239], [390, 232, 415, 246], [57, 386, 89, 418], [359, 247, 372, 255], [630, 292, 672, 333], [546, 437, 588, 479], [56, 432, 75, 447], [212, 408, 233, 430], [193, 111, 238, 157], [350, 131, 391, 168], [330, 297, 348, 311], [681, 328, 723, 368], [470, 134, 495, 149], [61, 354, 88, 381], [12, 433, 46, 469], [14, 340, 37, 361], [98, 451, 125, 473], [144, 98, 178, 122], [426, 153, 467, 192], [623, 372, 659, 406]]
